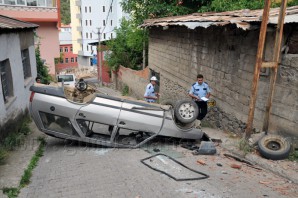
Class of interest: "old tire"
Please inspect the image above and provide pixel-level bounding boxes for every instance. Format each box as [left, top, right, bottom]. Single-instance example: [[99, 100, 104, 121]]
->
[[258, 134, 291, 160], [174, 100, 198, 124]]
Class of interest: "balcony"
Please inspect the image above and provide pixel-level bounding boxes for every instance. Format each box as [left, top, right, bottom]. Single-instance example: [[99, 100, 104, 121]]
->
[[0, 0, 58, 22], [77, 26, 82, 32], [0, 0, 57, 8], [76, 13, 82, 19], [75, 0, 81, 6], [77, 39, 83, 44]]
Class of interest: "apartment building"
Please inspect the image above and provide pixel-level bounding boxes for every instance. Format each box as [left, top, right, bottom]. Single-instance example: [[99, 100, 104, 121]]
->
[[70, 0, 128, 67], [0, 0, 61, 75], [55, 24, 78, 73]]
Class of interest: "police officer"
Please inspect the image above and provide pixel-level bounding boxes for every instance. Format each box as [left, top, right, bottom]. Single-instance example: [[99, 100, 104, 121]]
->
[[189, 74, 211, 120], [144, 76, 160, 103]]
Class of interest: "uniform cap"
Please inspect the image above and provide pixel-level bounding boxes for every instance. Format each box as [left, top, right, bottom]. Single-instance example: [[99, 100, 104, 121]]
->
[[150, 76, 158, 81]]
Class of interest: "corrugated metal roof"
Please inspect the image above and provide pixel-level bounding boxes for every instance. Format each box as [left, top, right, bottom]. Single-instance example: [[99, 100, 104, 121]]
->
[[141, 6, 298, 30], [0, 15, 38, 31]]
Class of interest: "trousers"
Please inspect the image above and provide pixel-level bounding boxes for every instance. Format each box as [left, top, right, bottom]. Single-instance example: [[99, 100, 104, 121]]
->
[[195, 101, 208, 120]]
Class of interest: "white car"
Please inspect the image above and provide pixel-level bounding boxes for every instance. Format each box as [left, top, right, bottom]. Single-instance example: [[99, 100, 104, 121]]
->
[[29, 80, 203, 148], [57, 74, 76, 87]]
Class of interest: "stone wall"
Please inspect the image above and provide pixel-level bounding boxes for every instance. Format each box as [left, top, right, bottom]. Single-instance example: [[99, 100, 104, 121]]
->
[[148, 25, 298, 137], [115, 66, 150, 100]]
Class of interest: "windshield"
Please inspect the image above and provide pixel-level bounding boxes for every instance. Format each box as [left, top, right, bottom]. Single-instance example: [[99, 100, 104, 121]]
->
[[57, 75, 74, 82]]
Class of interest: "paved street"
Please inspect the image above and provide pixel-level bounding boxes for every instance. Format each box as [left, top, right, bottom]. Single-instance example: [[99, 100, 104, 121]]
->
[[18, 136, 297, 198]]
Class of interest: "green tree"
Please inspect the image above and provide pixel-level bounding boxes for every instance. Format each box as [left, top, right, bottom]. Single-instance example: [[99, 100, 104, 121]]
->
[[61, 0, 71, 25], [121, 0, 210, 25], [105, 18, 147, 70], [36, 45, 51, 84]]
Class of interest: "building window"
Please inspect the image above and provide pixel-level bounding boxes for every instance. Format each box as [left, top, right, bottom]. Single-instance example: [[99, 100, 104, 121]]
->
[[21, 49, 31, 79], [87, 45, 89, 51], [0, 59, 13, 103], [26, 0, 37, 6], [111, 20, 113, 26], [75, 57, 77, 62], [110, 6, 112, 12], [60, 47, 63, 52], [64, 47, 68, 52], [71, 58, 74, 63], [103, 6, 105, 12], [90, 33, 92, 39], [86, 32, 88, 38], [89, 6, 91, 12], [103, 33, 106, 39], [17, 0, 26, 5], [85, 20, 88, 26], [103, 20, 105, 26], [90, 20, 92, 26], [65, 58, 69, 63], [70, 47, 73, 52], [111, 33, 113, 39], [4, 0, 16, 5], [60, 59, 63, 63], [85, 6, 87, 13]]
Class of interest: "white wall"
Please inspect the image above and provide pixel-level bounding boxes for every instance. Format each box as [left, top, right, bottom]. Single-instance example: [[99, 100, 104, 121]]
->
[[0, 31, 37, 126]]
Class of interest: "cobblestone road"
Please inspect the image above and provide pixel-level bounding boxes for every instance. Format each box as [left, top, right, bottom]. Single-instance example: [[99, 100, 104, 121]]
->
[[19, 137, 297, 198]]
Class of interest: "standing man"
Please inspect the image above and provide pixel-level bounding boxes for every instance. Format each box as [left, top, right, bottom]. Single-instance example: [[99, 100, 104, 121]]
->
[[189, 74, 211, 120], [144, 76, 160, 103]]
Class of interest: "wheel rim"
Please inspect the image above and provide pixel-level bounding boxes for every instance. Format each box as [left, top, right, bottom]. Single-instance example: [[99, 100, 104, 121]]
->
[[266, 141, 281, 151], [178, 103, 195, 120]]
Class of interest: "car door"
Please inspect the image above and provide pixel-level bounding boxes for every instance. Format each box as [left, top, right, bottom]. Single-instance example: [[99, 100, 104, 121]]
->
[[117, 100, 164, 133], [75, 94, 122, 127]]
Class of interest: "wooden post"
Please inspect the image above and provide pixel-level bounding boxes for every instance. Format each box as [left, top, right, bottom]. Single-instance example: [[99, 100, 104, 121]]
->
[[245, 0, 271, 139], [262, 0, 288, 133]]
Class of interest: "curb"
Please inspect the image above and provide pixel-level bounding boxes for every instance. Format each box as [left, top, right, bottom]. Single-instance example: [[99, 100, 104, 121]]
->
[[222, 145, 298, 184]]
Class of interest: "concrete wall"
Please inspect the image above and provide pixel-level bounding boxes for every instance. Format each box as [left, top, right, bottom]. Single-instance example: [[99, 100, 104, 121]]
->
[[0, 30, 37, 139], [148, 25, 297, 137], [35, 22, 60, 75], [115, 66, 150, 100]]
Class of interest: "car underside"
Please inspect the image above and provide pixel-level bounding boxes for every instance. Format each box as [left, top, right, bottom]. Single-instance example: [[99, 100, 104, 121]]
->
[[29, 82, 203, 148]]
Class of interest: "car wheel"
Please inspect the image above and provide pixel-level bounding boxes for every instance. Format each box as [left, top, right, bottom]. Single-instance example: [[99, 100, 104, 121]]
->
[[76, 81, 88, 91], [174, 100, 198, 124], [258, 134, 291, 160]]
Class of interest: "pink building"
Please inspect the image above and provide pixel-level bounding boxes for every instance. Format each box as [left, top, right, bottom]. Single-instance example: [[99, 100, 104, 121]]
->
[[55, 24, 78, 73], [0, 0, 61, 75]]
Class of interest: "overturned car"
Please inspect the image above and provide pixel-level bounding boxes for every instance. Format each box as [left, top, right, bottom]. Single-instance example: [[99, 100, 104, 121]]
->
[[29, 80, 203, 148]]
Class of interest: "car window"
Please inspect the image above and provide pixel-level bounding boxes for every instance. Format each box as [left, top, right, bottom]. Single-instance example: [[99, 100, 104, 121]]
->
[[57, 75, 74, 82]]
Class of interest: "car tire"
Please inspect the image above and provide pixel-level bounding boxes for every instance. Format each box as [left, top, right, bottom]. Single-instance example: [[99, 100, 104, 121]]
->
[[258, 134, 291, 160], [174, 100, 198, 124], [76, 81, 88, 91]]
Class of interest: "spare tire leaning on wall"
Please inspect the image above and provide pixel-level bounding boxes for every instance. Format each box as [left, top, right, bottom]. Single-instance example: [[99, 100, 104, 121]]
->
[[258, 134, 291, 160]]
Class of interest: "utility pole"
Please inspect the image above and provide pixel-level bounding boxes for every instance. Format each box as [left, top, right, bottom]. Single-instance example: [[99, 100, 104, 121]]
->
[[97, 28, 103, 86]]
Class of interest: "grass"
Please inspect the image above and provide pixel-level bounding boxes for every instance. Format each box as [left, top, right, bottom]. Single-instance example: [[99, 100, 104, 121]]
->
[[0, 148, 8, 165], [2, 137, 46, 198], [239, 138, 253, 155], [2, 188, 19, 198], [122, 85, 129, 96], [289, 150, 298, 162], [0, 117, 31, 164]]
